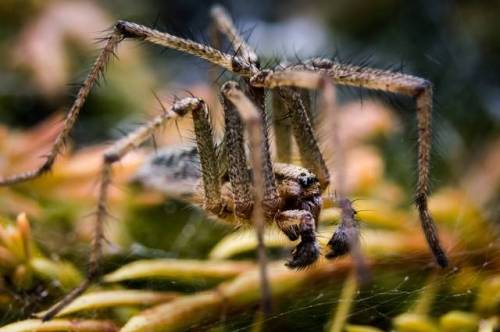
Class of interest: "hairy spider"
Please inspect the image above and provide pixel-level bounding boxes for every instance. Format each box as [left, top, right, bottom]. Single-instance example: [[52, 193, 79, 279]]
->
[[0, 5, 448, 320]]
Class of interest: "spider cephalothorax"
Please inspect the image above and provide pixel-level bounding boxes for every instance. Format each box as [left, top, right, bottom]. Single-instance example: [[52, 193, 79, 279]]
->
[[0, 4, 448, 320], [134, 146, 323, 269]]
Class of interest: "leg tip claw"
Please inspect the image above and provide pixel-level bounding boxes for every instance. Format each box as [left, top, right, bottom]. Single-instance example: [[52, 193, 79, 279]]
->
[[434, 250, 449, 268], [326, 227, 350, 259], [285, 240, 320, 269]]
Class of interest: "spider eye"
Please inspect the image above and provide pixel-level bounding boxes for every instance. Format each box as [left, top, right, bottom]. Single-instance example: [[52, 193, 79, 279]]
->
[[298, 173, 315, 187]]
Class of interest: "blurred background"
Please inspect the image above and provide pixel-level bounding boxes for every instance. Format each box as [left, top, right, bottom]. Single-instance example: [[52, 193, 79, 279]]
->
[[0, 0, 498, 331]]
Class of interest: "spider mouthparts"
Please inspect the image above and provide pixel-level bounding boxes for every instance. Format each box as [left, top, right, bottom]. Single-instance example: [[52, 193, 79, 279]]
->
[[285, 240, 320, 269]]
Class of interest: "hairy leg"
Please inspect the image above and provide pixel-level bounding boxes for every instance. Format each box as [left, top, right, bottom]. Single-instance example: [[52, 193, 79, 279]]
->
[[0, 31, 122, 186], [321, 75, 369, 281], [210, 4, 279, 212], [212, 7, 280, 314], [220, 85, 254, 219], [278, 87, 330, 189], [115, 21, 254, 76], [221, 81, 272, 314], [0, 18, 256, 187], [250, 61, 448, 268], [191, 101, 221, 213], [272, 91, 292, 163], [210, 7, 330, 283], [210, 5, 259, 68], [299, 89, 315, 130], [40, 97, 218, 320]]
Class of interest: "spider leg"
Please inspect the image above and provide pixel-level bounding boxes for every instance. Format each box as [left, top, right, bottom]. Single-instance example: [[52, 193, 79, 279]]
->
[[192, 101, 222, 213], [210, 5, 259, 68], [275, 76, 369, 279], [213, 7, 280, 314], [300, 89, 315, 129], [248, 63, 328, 190], [212, 6, 322, 274], [252, 70, 369, 280], [269, 65, 312, 164], [296, 89, 317, 138], [221, 81, 273, 314], [210, 4, 278, 210], [0, 20, 256, 187], [0, 31, 123, 186], [115, 20, 255, 76], [305, 60, 448, 268], [220, 84, 254, 219], [321, 78, 369, 282], [278, 87, 330, 190], [250, 60, 448, 268], [40, 97, 218, 320], [250, 69, 324, 90], [272, 91, 293, 163]]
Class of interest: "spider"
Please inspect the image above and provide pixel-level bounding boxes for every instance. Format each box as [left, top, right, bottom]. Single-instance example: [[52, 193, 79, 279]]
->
[[0, 5, 448, 320]]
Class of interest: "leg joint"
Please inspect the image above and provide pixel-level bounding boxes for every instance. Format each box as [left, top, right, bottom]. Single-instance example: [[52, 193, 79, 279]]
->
[[414, 192, 428, 210], [413, 79, 432, 97], [115, 20, 144, 39], [39, 157, 56, 174], [103, 151, 120, 164], [172, 97, 205, 116]]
